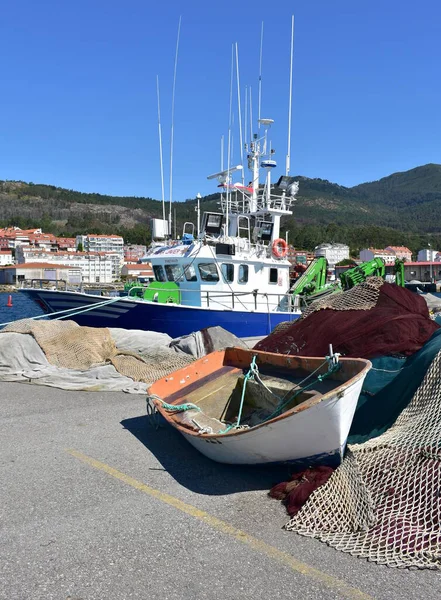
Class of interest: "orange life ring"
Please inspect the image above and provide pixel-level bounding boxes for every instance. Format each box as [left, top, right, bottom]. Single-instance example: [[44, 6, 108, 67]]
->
[[272, 238, 288, 259]]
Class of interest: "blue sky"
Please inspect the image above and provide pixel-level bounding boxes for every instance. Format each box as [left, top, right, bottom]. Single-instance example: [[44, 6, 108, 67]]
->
[[1, 0, 440, 200]]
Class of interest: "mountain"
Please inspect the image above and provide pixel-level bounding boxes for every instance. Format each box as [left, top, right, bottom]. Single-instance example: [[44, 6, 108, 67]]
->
[[350, 164, 441, 231], [290, 164, 441, 231], [353, 164, 441, 200], [1, 163, 441, 251]]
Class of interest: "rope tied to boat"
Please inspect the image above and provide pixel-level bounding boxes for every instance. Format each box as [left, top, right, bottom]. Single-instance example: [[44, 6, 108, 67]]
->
[[221, 346, 342, 432], [265, 346, 342, 421], [216, 355, 261, 434], [159, 401, 201, 412], [147, 393, 201, 416]]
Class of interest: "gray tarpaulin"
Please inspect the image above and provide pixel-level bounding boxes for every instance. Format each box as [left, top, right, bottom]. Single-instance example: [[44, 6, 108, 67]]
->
[[0, 324, 247, 394]]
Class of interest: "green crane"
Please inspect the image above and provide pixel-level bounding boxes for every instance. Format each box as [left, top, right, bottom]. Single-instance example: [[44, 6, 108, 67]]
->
[[291, 256, 405, 306], [340, 258, 405, 289]]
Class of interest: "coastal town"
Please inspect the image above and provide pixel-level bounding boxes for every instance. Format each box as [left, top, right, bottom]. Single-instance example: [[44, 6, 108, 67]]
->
[[0, 227, 152, 287], [0, 226, 440, 288]]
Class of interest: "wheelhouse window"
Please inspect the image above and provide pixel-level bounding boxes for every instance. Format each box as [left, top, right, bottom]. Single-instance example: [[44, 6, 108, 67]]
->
[[153, 265, 166, 282], [238, 264, 249, 283], [165, 264, 184, 282], [183, 264, 197, 282], [221, 263, 234, 283], [198, 262, 219, 282], [269, 268, 278, 284]]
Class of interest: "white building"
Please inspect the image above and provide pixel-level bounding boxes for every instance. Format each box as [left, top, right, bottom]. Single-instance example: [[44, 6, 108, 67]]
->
[[0, 250, 13, 266], [76, 234, 124, 257], [359, 248, 395, 265], [314, 243, 349, 267], [417, 249, 440, 262], [0, 263, 82, 285], [14, 247, 119, 283]]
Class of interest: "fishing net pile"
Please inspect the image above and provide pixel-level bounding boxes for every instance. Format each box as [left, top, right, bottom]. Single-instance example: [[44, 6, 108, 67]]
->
[[283, 351, 441, 570], [1, 319, 194, 384], [261, 280, 441, 569], [257, 279, 439, 358]]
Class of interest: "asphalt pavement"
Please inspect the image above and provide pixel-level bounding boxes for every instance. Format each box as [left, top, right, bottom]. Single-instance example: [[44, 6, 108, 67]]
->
[[1, 382, 440, 600]]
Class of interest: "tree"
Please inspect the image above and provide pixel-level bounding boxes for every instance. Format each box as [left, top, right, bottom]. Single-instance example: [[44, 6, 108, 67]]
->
[[336, 258, 357, 267]]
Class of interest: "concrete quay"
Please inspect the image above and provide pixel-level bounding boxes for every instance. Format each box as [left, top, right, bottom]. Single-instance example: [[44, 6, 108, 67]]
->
[[1, 382, 440, 600]]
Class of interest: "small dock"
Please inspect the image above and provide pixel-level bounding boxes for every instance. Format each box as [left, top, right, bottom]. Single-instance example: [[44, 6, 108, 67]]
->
[[1, 382, 439, 600]]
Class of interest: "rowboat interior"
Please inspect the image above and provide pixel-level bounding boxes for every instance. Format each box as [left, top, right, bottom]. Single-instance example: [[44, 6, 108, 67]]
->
[[150, 347, 369, 436]]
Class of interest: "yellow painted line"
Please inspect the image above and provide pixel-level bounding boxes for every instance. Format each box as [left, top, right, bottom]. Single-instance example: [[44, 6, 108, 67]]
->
[[66, 448, 373, 600]]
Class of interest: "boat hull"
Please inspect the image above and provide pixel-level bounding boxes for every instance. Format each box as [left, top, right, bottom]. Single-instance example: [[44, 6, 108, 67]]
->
[[19, 289, 299, 338], [150, 348, 371, 466]]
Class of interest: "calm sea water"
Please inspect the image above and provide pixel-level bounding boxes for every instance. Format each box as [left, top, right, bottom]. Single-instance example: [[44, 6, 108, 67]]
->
[[0, 292, 46, 327]]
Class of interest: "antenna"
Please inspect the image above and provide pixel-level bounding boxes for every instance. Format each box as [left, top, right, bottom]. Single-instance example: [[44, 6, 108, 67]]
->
[[235, 43, 244, 185], [207, 165, 243, 181], [249, 85, 253, 141], [244, 85, 248, 146], [169, 16, 182, 237], [156, 76, 166, 223], [258, 21, 264, 129], [286, 15, 294, 176]]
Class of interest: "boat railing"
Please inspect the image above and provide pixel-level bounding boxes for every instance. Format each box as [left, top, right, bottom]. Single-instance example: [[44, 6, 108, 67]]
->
[[173, 287, 296, 312], [219, 188, 296, 215], [124, 285, 294, 311]]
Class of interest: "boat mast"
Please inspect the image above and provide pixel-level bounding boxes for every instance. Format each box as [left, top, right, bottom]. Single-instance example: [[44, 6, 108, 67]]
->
[[169, 16, 181, 238], [235, 43, 244, 186], [249, 86, 253, 142], [258, 22, 264, 130], [250, 137, 259, 213], [156, 76, 166, 223], [226, 43, 234, 237], [250, 24, 264, 212], [286, 15, 294, 176]]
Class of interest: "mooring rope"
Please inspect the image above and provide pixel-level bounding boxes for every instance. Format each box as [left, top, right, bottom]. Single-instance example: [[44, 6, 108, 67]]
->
[[0, 295, 122, 328]]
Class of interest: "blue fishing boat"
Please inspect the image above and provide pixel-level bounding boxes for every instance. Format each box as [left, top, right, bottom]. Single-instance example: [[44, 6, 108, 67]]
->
[[21, 121, 302, 337]]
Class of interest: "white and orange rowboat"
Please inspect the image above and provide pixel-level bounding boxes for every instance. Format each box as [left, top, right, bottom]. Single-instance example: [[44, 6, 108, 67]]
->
[[148, 347, 371, 467]]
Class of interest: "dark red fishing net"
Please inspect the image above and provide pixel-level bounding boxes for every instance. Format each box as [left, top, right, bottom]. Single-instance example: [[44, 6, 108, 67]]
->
[[269, 466, 335, 516], [257, 283, 439, 359]]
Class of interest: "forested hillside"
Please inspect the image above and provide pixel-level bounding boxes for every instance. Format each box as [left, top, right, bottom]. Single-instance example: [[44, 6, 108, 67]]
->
[[1, 163, 441, 254]]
